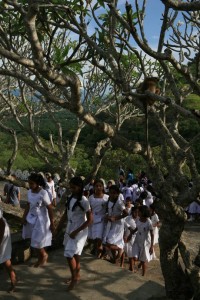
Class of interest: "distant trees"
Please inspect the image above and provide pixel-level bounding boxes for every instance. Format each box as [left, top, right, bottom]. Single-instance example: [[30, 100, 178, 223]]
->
[[0, 0, 200, 298]]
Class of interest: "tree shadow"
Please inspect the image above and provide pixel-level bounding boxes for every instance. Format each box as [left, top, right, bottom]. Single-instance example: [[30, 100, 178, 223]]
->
[[0, 249, 166, 300]]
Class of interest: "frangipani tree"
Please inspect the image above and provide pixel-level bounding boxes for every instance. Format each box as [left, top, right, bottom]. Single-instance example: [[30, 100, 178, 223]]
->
[[0, 0, 200, 298]]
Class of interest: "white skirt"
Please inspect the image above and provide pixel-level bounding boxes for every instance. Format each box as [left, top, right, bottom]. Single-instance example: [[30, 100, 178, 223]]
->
[[103, 221, 124, 249], [0, 221, 11, 264], [22, 215, 52, 249], [63, 228, 88, 258]]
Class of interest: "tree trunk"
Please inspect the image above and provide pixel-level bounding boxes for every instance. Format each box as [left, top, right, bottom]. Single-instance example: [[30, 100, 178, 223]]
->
[[158, 195, 195, 299]]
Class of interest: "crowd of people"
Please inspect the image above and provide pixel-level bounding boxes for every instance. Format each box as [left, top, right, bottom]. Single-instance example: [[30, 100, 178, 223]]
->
[[0, 169, 161, 292]]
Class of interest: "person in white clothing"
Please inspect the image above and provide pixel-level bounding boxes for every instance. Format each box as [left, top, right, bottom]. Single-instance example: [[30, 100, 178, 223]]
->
[[150, 204, 160, 260], [88, 179, 109, 258], [122, 206, 139, 271], [125, 197, 134, 215], [133, 205, 154, 276], [122, 185, 133, 202], [45, 173, 57, 206], [0, 209, 17, 292], [22, 173, 55, 267], [150, 204, 160, 245], [145, 191, 154, 208], [186, 193, 200, 221], [56, 176, 92, 291], [132, 205, 154, 276], [103, 185, 128, 264]]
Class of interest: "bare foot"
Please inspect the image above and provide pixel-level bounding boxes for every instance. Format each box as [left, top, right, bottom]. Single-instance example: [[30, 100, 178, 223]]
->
[[8, 285, 16, 293], [33, 261, 40, 268], [8, 277, 18, 293], [138, 262, 142, 269], [40, 254, 48, 267], [128, 267, 133, 272], [64, 275, 80, 285], [34, 254, 48, 268], [64, 278, 72, 284], [67, 279, 78, 291]]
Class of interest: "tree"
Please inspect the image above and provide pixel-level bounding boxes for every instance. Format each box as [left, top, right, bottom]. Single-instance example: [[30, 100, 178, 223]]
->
[[0, 0, 200, 298]]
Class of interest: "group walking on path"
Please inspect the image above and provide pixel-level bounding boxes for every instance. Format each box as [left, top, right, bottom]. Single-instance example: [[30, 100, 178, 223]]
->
[[0, 170, 161, 294]]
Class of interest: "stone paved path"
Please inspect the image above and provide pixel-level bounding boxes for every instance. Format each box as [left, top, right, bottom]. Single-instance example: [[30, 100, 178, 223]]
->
[[0, 247, 166, 300]]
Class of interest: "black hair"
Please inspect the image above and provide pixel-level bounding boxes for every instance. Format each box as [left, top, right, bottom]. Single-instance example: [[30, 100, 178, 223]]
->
[[140, 191, 148, 200], [94, 178, 104, 185], [132, 178, 138, 184], [131, 206, 139, 213], [139, 205, 150, 218], [109, 184, 120, 194], [149, 203, 156, 211], [28, 173, 46, 188], [106, 185, 120, 213], [146, 184, 157, 197], [93, 179, 105, 192], [66, 176, 84, 211], [126, 196, 132, 202]]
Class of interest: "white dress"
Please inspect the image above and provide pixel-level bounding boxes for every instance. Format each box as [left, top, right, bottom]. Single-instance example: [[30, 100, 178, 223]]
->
[[124, 216, 137, 257], [22, 189, 52, 249], [132, 218, 153, 262], [63, 196, 90, 258], [151, 213, 159, 244], [145, 191, 154, 208], [126, 204, 134, 215], [89, 194, 109, 240], [131, 184, 139, 203], [103, 197, 126, 249], [46, 180, 56, 201], [122, 187, 133, 201], [0, 218, 11, 263]]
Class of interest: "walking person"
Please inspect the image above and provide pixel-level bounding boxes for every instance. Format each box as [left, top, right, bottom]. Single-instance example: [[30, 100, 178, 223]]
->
[[56, 176, 92, 291], [0, 209, 18, 292], [45, 173, 57, 206], [103, 185, 128, 264], [88, 179, 109, 258], [132, 205, 154, 276], [122, 206, 139, 271], [3, 175, 20, 207], [22, 173, 55, 267]]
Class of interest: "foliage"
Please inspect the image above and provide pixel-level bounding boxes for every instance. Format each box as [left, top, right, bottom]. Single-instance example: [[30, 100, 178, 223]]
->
[[70, 145, 92, 177], [98, 148, 146, 181]]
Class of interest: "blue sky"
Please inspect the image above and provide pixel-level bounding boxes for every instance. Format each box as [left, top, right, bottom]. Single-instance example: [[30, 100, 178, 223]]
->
[[89, 1, 171, 49], [117, 0, 167, 48]]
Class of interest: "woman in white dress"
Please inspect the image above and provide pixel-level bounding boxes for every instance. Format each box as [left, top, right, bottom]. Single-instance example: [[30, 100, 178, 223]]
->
[[22, 173, 55, 267], [56, 176, 92, 291], [132, 205, 154, 276], [103, 185, 128, 264], [150, 204, 160, 245], [123, 206, 139, 271], [89, 179, 109, 258], [149, 204, 160, 260], [0, 209, 17, 292]]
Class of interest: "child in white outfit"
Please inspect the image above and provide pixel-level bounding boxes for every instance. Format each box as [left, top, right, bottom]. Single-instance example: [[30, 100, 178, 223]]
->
[[123, 206, 139, 271], [56, 176, 92, 291], [0, 209, 17, 292], [88, 179, 109, 258], [132, 205, 154, 276], [103, 185, 128, 264], [22, 173, 55, 267]]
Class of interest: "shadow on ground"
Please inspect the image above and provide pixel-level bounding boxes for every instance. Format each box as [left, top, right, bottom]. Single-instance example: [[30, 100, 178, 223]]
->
[[0, 248, 166, 300]]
